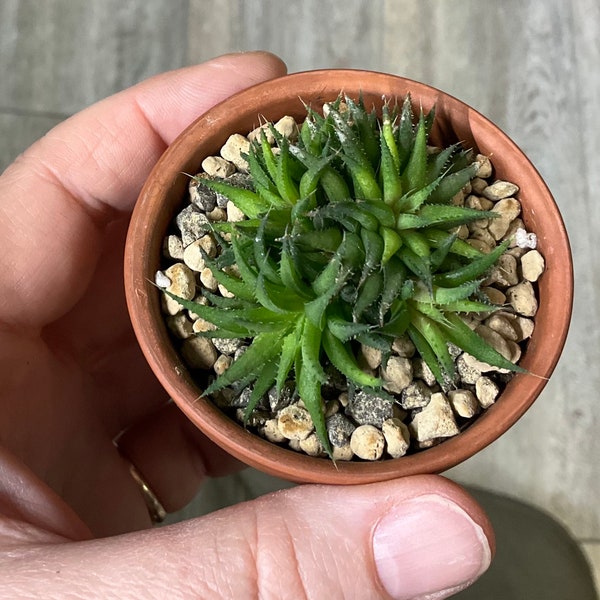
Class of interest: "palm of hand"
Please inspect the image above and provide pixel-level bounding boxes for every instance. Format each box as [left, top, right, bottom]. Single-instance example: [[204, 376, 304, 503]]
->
[[0, 56, 286, 537]]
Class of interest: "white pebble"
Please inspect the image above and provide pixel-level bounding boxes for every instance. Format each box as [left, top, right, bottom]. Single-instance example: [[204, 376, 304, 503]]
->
[[155, 270, 171, 289], [515, 227, 537, 249]]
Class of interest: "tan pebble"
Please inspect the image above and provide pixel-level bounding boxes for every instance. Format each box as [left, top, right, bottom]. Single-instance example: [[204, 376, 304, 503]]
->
[[475, 154, 493, 179], [469, 226, 496, 247], [475, 376, 500, 408], [475, 324, 514, 361], [470, 177, 489, 195], [163, 235, 184, 260], [197, 234, 217, 258], [200, 267, 218, 292], [261, 418, 287, 443], [218, 283, 236, 299], [485, 253, 519, 288], [201, 155, 236, 178], [360, 344, 382, 369], [161, 293, 185, 316], [382, 418, 410, 458], [506, 246, 528, 260], [226, 200, 246, 223], [448, 389, 479, 418], [288, 439, 302, 452], [382, 356, 413, 394], [338, 391, 349, 408], [165, 263, 196, 300], [182, 240, 207, 272], [488, 198, 522, 240], [484, 313, 520, 341], [187, 294, 208, 320], [207, 207, 227, 222], [416, 439, 438, 450], [466, 238, 493, 254], [483, 180, 520, 201], [506, 280, 538, 317], [192, 317, 217, 333], [392, 336, 416, 357], [166, 314, 194, 339], [274, 115, 299, 140], [213, 354, 232, 376], [454, 224, 470, 240], [481, 286, 506, 305], [248, 123, 274, 144], [325, 399, 340, 418], [181, 336, 218, 369], [350, 425, 385, 461], [507, 340, 522, 363], [505, 219, 526, 245], [220, 133, 250, 171], [451, 189, 466, 206], [412, 357, 437, 387], [332, 443, 354, 461], [521, 250, 545, 282], [277, 405, 314, 441], [465, 195, 489, 229], [299, 433, 325, 457], [409, 392, 460, 442], [514, 316, 535, 341]]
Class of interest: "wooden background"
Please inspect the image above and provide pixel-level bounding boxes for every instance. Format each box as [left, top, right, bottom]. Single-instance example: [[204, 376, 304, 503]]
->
[[1, 0, 599, 584]]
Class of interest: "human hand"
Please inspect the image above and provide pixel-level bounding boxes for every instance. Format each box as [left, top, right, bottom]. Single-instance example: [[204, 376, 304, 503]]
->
[[0, 52, 493, 598]]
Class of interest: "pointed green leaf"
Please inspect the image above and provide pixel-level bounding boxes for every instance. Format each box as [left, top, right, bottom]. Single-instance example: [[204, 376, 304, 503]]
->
[[202, 179, 269, 218], [403, 110, 428, 190], [322, 328, 381, 388], [203, 330, 286, 396], [433, 239, 510, 287], [441, 313, 526, 373], [243, 358, 278, 423]]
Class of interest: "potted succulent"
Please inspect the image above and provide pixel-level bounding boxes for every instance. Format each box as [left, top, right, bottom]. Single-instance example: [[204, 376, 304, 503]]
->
[[124, 70, 572, 484]]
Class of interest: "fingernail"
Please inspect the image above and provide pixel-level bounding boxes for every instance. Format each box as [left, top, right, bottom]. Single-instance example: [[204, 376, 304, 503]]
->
[[373, 494, 492, 600]]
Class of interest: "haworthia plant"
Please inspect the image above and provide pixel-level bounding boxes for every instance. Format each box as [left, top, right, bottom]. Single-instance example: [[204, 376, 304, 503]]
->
[[171, 94, 526, 457]]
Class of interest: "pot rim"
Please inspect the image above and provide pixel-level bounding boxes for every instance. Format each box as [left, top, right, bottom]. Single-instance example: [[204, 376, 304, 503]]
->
[[125, 69, 573, 484]]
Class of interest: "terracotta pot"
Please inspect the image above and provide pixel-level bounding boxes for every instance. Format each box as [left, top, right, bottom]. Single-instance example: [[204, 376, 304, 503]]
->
[[124, 70, 573, 484]]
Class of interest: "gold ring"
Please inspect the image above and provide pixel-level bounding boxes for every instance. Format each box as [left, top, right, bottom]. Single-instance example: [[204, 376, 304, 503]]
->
[[128, 462, 167, 524]]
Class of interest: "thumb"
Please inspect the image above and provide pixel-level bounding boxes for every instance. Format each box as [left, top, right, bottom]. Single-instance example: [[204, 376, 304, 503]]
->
[[3, 475, 493, 600]]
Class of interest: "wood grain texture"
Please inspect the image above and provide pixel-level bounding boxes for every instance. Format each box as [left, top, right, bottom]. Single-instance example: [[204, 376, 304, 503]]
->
[[0, 0, 189, 116], [1, 0, 598, 548]]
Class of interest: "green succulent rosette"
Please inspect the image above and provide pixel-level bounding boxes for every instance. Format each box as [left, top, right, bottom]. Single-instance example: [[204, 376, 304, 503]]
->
[[167, 94, 525, 457]]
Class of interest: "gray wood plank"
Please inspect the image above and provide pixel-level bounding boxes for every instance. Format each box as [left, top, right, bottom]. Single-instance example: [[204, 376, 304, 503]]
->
[[188, 0, 385, 72], [0, 0, 189, 115]]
